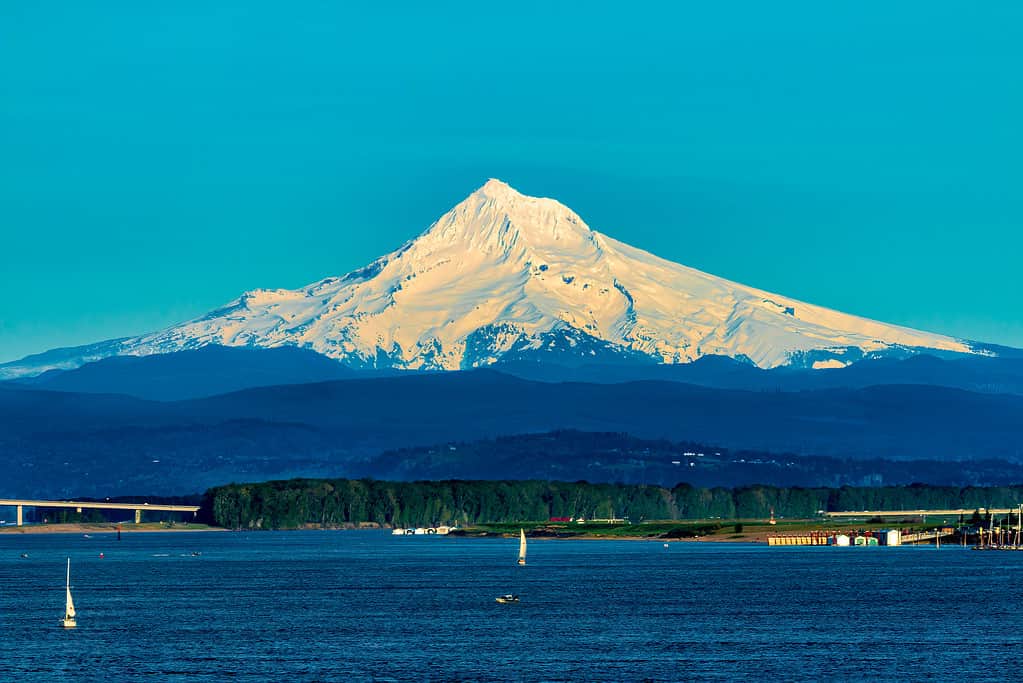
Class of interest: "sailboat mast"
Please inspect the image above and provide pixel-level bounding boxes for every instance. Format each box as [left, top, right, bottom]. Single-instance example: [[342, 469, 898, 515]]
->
[[61, 556, 77, 627], [1010, 505, 1018, 548]]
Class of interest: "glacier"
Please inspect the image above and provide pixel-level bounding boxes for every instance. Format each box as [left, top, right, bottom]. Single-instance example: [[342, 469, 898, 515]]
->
[[0, 179, 988, 378]]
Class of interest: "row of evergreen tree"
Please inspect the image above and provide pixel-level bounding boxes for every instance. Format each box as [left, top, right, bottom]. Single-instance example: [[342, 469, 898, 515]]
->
[[200, 478, 1023, 530]]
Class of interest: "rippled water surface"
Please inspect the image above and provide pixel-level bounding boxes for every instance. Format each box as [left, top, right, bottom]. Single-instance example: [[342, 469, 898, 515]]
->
[[1, 531, 1020, 681]]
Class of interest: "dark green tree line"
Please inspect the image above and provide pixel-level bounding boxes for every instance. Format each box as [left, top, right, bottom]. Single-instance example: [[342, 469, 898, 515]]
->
[[200, 479, 1023, 530]]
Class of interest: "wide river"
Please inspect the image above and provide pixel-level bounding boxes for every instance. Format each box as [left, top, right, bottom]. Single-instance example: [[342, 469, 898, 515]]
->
[[0, 531, 1018, 681]]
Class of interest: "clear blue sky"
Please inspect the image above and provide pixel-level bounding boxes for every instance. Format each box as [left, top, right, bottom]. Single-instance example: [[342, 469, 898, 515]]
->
[[1, 2, 1021, 363]]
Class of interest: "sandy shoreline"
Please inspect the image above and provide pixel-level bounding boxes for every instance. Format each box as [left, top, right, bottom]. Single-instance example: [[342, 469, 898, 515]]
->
[[0, 523, 224, 535], [0, 525, 777, 542], [456, 530, 770, 543], [542, 534, 767, 543]]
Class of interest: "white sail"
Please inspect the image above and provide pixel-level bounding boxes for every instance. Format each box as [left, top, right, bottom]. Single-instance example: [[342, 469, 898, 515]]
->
[[63, 558, 76, 626], [66, 558, 76, 618], [518, 528, 527, 565]]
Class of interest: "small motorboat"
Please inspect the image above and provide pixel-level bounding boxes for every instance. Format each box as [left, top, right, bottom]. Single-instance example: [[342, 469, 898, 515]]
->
[[495, 594, 519, 604]]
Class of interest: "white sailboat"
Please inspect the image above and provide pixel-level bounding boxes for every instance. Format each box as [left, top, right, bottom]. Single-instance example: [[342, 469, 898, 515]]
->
[[517, 528, 527, 566], [61, 558, 76, 628]]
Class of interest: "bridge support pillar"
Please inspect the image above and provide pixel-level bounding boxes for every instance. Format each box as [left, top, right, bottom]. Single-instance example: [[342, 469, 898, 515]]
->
[[16, 505, 23, 526], [135, 509, 141, 524]]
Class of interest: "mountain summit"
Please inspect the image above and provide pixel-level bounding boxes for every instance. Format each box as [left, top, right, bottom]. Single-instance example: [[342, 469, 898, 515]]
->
[[1, 180, 988, 378]]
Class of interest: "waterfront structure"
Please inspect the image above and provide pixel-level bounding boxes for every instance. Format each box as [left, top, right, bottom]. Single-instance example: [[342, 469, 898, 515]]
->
[[0, 498, 199, 526]]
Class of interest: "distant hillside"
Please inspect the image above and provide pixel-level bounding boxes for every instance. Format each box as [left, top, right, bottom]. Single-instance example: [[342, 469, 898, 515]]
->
[[356, 431, 1023, 489], [2, 371, 1023, 497], [497, 353, 1023, 395], [10, 345, 367, 400], [183, 371, 1023, 461], [8, 346, 1022, 403]]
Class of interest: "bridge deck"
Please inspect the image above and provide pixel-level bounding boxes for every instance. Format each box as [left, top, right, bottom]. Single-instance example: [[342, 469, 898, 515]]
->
[[825, 508, 1015, 518], [0, 498, 199, 513], [0, 498, 200, 525]]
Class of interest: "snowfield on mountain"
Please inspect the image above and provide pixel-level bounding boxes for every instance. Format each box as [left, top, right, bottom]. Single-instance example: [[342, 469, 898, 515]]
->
[[0, 179, 989, 378]]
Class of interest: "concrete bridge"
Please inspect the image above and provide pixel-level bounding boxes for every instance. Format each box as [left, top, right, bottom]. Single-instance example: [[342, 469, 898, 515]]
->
[[0, 498, 200, 526], [824, 508, 1017, 519]]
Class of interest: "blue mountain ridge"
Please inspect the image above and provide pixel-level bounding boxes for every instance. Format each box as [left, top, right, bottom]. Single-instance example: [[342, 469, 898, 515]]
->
[[7, 344, 1023, 400], [1, 366, 1022, 498]]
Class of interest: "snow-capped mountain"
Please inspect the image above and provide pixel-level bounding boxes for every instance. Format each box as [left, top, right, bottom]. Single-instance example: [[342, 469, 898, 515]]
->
[[1, 179, 991, 379]]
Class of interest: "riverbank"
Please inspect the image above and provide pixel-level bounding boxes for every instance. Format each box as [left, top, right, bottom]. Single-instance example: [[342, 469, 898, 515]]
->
[[452, 520, 918, 543], [0, 522, 222, 534], [0, 520, 929, 540]]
